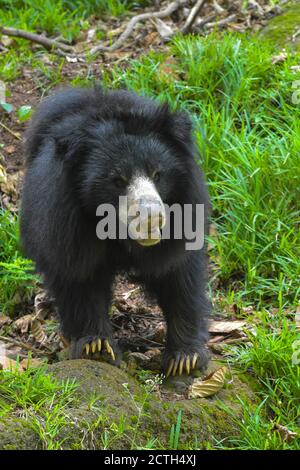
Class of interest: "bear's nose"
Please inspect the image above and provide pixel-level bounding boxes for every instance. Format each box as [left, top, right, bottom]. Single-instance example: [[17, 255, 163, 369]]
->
[[138, 197, 166, 231]]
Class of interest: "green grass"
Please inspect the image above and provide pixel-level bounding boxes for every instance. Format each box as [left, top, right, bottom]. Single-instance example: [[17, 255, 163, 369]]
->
[[0, 363, 78, 449], [0, 210, 37, 314], [0, 363, 165, 449], [216, 311, 300, 449], [0, 0, 150, 81], [0, 0, 150, 41]]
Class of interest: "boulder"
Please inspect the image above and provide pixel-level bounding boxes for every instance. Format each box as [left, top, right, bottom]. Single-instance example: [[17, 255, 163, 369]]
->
[[0, 360, 258, 449]]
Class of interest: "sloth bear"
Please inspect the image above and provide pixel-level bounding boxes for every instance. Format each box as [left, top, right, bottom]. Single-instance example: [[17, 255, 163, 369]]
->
[[20, 87, 211, 377]]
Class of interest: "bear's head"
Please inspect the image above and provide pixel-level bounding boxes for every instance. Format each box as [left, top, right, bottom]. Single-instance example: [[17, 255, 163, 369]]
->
[[52, 91, 196, 248]]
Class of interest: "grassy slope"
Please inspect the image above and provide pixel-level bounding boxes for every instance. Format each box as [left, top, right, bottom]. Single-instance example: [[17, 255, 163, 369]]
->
[[0, 3, 299, 449]]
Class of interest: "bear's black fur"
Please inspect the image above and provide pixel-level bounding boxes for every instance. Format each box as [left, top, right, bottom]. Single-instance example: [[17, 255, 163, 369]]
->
[[20, 87, 211, 373]]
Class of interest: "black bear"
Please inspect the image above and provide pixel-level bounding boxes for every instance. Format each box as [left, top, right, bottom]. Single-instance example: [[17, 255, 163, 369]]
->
[[20, 87, 211, 377]]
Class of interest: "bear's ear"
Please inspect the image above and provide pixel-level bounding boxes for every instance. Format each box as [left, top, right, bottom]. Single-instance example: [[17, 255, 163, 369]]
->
[[169, 110, 193, 144], [54, 133, 89, 165]]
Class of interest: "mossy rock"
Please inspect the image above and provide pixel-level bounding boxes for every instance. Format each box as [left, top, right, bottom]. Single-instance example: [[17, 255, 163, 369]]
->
[[260, 3, 300, 49], [0, 360, 258, 450], [0, 420, 38, 450]]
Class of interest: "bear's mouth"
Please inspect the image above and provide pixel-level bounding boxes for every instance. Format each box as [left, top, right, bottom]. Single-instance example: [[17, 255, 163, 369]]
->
[[137, 237, 161, 247]]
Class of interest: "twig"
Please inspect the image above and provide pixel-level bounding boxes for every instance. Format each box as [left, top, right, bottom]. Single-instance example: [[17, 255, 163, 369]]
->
[[0, 26, 73, 56], [194, 13, 216, 30], [205, 14, 236, 29], [89, 0, 188, 56], [212, 0, 225, 14], [0, 121, 22, 141], [0, 334, 54, 356], [111, 322, 164, 347], [181, 0, 208, 35], [292, 27, 300, 42]]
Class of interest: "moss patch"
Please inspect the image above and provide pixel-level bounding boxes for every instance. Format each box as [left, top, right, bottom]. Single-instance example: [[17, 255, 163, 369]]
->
[[0, 360, 258, 449], [260, 3, 300, 49]]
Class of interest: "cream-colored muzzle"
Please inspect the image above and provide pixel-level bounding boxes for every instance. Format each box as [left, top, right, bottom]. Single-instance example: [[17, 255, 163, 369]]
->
[[120, 175, 166, 247]]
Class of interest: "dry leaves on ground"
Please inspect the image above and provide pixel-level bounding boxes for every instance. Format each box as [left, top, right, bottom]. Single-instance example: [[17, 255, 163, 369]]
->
[[273, 423, 298, 443], [188, 366, 229, 398]]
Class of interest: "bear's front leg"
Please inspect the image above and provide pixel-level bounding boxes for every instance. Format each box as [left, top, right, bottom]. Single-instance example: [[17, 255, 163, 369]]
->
[[48, 273, 118, 363], [150, 252, 211, 377]]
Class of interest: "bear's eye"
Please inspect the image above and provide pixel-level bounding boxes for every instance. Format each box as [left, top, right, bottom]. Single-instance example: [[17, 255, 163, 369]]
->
[[113, 176, 128, 189], [152, 170, 160, 183]]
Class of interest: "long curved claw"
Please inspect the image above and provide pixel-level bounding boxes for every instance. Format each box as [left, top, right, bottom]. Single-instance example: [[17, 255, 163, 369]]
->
[[178, 357, 184, 376], [185, 356, 191, 375], [166, 358, 175, 377], [172, 357, 180, 376], [166, 353, 200, 377], [192, 352, 198, 369], [110, 348, 116, 361], [104, 339, 111, 354], [83, 338, 116, 361], [104, 339, 116, 361]]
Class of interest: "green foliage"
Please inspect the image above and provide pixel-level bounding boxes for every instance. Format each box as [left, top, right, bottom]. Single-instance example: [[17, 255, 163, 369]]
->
[[0, 0, 150, 80], [0, 210, 37, 314], [0, 0, 150, 42], [169, 410, 182, 450], [17, 105, 32, 122], [0, 363, 78, 449], [0, 101, 32, 121], [218, 311, 300, 450], [0, 101, 13, 113]]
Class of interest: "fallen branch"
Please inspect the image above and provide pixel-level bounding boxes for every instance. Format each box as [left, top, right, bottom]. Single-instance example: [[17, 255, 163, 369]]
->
[[0, 335, 54, 356], [212, 0, 225, 14], [0, 26, 73, 56], [0, 121, 22, 141], [194, 13, 216, 31], [89, 0, 188, 56], [181, 0, 208, 34], [205, 14, 237, 29]]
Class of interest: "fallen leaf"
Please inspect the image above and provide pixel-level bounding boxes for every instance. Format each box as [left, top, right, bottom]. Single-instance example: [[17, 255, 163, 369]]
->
[[5, 145, 16, 154], [13, 314, 33, 334], [0, 355, 23, 372], [34, 291, 54, 320], [290, 65, 300, 72], [0, 315, 12, 328], [271, 51, 288, 65], [153, 322, 166, 343], [19, 357, 43, 370], [209, 320, 247, 334], [0, 164, 7, 185], [1, 35, 13, 47], [0, 170, 18, 197], [122, 287, 140, 301], [31, 319, 47, 343], [241, 305, 254, 315], [273, 423, 298, 442], [188, 366, 228, 399], [155, 18, 174, 39]]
